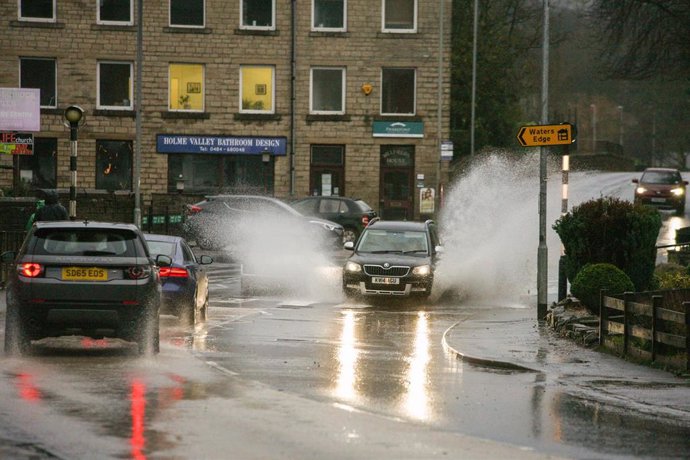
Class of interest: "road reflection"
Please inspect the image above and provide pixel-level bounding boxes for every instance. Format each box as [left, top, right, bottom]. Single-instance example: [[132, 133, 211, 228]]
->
[[332, 307, 434, 422]]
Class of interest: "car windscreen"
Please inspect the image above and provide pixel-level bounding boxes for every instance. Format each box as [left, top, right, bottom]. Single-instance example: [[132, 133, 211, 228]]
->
[[358, 229, 429, 253], [641, 171, 682, 184], [32, 229, 139, 257], [146, 240, 176, 258]]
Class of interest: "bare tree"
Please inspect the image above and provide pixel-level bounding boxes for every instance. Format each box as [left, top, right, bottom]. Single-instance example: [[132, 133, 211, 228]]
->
[[591, 0, 690, 79]]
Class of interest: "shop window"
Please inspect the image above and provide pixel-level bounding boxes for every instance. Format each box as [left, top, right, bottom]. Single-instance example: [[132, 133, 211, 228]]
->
[[15, 138, 57, 190], [167, 154, 272, 194], [240, 65, 274, 113], [98, 61, 133, 109], [20, 57, 56, 108], [241, 0, 274, 29], [312, 0, 345, 31], [98, 0, 132, 25], [382, 0, 416, 32], [310, 67, 345, 114], [19, 0, 55, 21], [169, 63, 204, 111], [170, 0, 204, 27], [381, 67, 415, 115], [96, 140, 132, 191], [310, 145, 344, 196]]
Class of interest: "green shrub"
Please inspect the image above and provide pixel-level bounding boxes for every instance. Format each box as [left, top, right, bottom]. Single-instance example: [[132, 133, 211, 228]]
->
[[553, 197, 661, 291], [571, 263, 635, 313]]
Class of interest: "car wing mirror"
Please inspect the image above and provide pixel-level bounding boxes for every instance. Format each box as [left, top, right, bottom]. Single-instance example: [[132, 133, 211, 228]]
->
[[344, 241, 354, 250], [1, 251, 16, 263], [434, 245, 444, 255], [632, 178, 639, 184], [200, 255, 213, 265], [156, 254, 172, 267]]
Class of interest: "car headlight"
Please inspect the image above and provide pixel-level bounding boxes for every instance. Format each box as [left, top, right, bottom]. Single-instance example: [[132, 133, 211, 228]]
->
[[671, 187, 685, 196], [636, 186, 647, 194], [344, 261, 362, 273], [412, 265, 431, 276]]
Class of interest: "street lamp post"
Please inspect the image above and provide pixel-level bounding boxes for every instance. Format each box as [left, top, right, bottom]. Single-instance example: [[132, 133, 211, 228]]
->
[[590, 103, 597, 154], [64, 105, 84, 220], [618, 105, 624, 149]]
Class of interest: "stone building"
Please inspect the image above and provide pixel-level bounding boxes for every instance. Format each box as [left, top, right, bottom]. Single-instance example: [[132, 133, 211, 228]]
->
[[0, 0, 451, 221]]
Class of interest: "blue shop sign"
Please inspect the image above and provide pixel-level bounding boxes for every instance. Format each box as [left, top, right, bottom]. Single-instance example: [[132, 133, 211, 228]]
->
[[157, 134, 287, 155]]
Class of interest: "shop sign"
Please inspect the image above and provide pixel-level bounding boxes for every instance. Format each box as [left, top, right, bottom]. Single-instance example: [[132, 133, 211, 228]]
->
[[373, 121, 424, 138], [0, 131, 33, 155], [441, 140, 453, 161], [156, 135, 287, 155], [0, 88, 40, 132]]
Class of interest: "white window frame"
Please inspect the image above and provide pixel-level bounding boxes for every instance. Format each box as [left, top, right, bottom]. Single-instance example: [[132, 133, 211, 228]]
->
[[168, 63, 206, 112], [310, 67, 346, 115], [240, 0, 275, 31], [97, 61, 134, 110], [18, 0, 56, 22], [380, 67, 416, 116], [97, 0, 133, 26], [381, 0, 417, 33], [20, 57, 57, 108], [239, 65, 275, 114], [311, 0, 346, 32], [169, 0, 206, 28]]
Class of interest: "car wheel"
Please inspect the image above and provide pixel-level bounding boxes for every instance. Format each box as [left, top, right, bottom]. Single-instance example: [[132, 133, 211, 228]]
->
[[180, 298, 196, 326], [137, 305, 160, 356], [342, 227, 358, 244], [676, 204, 685, 215], [4, 303, 30, 356]]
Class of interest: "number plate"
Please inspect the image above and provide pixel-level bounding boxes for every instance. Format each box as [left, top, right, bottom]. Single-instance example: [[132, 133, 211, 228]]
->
[[62, 267, 108, 281], [372, 276, 399, 285], [651, 198, 666, 203]]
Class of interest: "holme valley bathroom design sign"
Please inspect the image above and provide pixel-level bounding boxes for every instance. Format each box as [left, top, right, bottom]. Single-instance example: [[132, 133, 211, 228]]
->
[[156, 135, 287, 155]]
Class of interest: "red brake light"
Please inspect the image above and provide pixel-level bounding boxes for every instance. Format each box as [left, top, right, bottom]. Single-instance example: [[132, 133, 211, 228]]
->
[[159, 267, 188, 278], [361, 215, 370, 226], [18, 263, 43, 278], [187, 205, 202, 215]]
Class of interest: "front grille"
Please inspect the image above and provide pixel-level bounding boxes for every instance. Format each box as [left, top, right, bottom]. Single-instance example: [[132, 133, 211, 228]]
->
[[363, 264, 409, 277]]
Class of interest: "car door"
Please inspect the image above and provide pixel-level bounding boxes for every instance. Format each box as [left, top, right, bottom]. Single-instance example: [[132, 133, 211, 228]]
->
[[317, 198, 346, 226]]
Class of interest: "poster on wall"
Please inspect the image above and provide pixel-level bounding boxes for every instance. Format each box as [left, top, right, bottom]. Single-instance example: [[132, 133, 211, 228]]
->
[[420, 187, 435, 214], [321, 173, 332, 196]]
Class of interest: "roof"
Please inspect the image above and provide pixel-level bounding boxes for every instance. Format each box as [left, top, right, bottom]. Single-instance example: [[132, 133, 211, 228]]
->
[[367, 220, 431, 232], [34, 221, 140, 231], [143, 233, 183, 242]]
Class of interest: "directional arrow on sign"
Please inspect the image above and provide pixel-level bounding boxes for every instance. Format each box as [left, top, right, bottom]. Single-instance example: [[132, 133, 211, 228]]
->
[[516, 123, 575, 147]]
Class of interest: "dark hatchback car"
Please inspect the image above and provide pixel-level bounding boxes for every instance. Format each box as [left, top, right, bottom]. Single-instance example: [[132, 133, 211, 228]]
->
[[182, 194, 344, 251], [290, 196, 377, 243], [342, 219, 442, 299], [2, 221, 170, 356], [144, 234, 212, 326], [633, 167, 688, 214]]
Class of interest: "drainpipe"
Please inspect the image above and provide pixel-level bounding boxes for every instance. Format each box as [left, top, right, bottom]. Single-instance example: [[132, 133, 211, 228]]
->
[[289, 0, 296, 196]]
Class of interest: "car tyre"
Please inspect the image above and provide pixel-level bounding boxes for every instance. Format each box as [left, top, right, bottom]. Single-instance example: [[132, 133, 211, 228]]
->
[[180, 298, 196, 326], [4, 303, 30, 356], [137, 306, 160, 356], [676, 203, 685, 215]]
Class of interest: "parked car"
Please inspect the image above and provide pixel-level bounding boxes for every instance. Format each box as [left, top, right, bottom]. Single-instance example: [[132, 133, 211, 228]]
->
[[342, 218, 442, 299], [182, 194, 344, 252], [289, 196, 377, 243], [144, 234, 212, 326], [1, 221, 171, 356], [633, 167, 688, 214]]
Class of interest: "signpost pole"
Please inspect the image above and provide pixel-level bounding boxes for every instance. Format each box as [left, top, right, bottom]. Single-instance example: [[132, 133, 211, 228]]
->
[[537, 0, 550, 320]]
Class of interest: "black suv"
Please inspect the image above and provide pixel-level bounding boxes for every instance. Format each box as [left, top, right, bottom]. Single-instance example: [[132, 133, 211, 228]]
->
[[342, 219, 442, 299], [182, 194, 344, 251], [290, 196, 377, 243], [2, 221, 170, 356]]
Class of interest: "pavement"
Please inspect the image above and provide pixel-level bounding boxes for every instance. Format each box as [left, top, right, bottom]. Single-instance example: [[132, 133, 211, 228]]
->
[[442, 304, 690, 422]]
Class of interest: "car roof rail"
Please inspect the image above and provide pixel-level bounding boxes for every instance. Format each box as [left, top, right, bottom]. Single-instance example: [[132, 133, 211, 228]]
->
[[367, 216, 381, 226], [424, 219, 436, 226]]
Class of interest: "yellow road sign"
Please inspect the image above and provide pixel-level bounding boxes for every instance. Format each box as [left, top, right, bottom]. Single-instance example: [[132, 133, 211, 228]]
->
[[517, 123, 574, 147]]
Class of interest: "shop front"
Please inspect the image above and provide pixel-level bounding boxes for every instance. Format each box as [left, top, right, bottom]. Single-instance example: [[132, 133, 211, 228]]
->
[[157, 134, 286, 195]]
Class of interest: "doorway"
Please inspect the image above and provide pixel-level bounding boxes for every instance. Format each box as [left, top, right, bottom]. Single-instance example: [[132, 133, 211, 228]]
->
[[379, 145, 414, 220]]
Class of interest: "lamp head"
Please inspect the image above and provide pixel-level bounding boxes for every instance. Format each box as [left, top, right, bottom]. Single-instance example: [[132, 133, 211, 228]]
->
[[262, 150, 271, 164], [64, 105, 84, 125]]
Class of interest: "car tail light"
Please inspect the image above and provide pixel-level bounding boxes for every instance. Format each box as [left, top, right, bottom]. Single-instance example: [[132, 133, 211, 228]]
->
[[18, 263, 43, 278], [187, 204, 202, 215], [126, 266, 151, 280], [361, 215, 370, 226], [159, 267, 189, 278]]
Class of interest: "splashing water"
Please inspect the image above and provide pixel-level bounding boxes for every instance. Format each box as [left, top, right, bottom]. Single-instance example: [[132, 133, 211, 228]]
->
[[436, 152, 549, 305]]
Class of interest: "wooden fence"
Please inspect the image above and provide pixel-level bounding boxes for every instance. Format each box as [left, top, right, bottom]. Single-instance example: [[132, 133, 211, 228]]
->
[[600, 290, 690, 371]]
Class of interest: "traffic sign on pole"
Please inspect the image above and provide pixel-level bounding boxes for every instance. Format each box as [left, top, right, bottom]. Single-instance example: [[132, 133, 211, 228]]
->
[[517, 123, 574, 147]]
